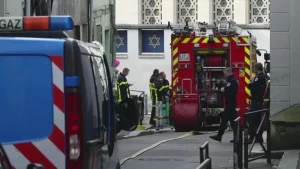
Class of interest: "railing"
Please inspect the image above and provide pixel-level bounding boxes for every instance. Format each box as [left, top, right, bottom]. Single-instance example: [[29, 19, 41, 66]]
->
[[233, 117, 243, 169], [243, 108, 271, 169], [193, 107, 271, 169], [196, 141, 212, 169]]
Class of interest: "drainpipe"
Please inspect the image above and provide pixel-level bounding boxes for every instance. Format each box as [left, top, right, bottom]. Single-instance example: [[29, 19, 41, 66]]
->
[[87, 0, 93, 42], [89, 0, 94, 42], [110, 0, 117, 68], [25, 0, 31, 16]]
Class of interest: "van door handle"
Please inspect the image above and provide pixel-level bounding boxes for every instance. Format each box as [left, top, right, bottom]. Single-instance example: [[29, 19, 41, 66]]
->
[[101, 145, 108, 155], [100, 125, 107, 132], [87, 139, 104, 147]]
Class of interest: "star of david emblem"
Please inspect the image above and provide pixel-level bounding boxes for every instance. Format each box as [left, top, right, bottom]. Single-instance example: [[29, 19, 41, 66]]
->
[[149, 34, 160, 49], [116, 34, 124, 49]]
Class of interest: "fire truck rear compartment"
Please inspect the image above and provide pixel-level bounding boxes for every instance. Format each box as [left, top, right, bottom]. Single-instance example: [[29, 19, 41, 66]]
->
[[169, 20, 263, 132], [195, 49, 229, 127]]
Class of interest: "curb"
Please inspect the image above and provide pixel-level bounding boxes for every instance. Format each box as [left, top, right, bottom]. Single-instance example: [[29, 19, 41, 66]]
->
[[249, 151, 284, 159], [117, 129, 171, 141], [117, 127, 224, 141]]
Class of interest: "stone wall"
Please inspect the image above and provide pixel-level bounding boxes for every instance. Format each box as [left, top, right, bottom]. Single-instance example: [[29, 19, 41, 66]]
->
[[270, 0, 300, 150], [52, 0, 88, 25], [270, 0, 300, 116]]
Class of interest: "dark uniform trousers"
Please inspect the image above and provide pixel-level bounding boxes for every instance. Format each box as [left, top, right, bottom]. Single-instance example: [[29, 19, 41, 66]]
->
[[149, 84, 158, 124], [218, 106, 237, 136], [247, 72, 267, 141], [248, 99, 263, 140], [217, 75, 238, 137], [149, 79, 165, 124], [151, 100, 156, 122]]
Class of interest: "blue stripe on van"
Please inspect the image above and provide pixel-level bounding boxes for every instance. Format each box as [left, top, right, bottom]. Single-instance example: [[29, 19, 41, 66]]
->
[[0, 37, 65, 57], [65, 76, 79, 87]]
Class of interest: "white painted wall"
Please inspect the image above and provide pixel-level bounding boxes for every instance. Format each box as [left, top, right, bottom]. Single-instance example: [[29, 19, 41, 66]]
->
[[116, 29, 270, 102], [116, 0, 139, 24], [116, 29, 172, 97], [115, 0, 251, 24], [1, 0, 23, 16], [245, 29, 270, 59], [234, 0, 248, 24]]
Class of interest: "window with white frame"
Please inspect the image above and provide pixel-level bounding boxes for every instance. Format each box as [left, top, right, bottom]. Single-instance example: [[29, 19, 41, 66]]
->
[[142, 0, 162, 24], [177, 0, 198, 23], [249, 0, 270, 23], [213, 0, 234, 22], [141, 30, 164, 53]]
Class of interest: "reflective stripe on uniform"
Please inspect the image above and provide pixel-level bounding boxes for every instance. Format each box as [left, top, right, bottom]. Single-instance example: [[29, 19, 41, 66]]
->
[[149, 83, 154, 98], [159, 85, 171, 92], [117, 81, 129, 102], [153, 116, 169, 119], [127, 88, 130, 98], [149, 83, 158, 101], [5, 56, 66, 169], [153, 88, 158, 101]]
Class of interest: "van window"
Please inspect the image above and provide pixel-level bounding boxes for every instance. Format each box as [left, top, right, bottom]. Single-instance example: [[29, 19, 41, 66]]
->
[[90, 56, 110, 129], [91, 57, 109, 101], [90, 54, 116, 150], [80, 54, 101, 140]]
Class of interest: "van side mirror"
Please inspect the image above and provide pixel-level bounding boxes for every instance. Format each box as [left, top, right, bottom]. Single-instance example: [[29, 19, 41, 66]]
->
[[27, 164, 44, 169], [117, 98, 139, 131]]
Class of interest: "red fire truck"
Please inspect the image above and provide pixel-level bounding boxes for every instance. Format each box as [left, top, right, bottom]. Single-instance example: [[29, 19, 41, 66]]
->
[[168, 21, 260, 131]]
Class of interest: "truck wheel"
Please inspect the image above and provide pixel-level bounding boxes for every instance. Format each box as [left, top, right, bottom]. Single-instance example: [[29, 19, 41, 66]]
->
[[174, 122, 183, 132]]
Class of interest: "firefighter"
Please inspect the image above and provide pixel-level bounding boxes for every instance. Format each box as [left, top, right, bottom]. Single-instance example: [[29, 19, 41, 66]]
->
[[159, 72, 171, 99], [150, 74, 164, 126], [248, 62, 267, 144], [117, 68, 131, 103], [149, 69, 160, 126], [150, 69, 159, 83], [210, 67, 238, 142], [156, 75, 165, 102], [159, 72, 172, 126]]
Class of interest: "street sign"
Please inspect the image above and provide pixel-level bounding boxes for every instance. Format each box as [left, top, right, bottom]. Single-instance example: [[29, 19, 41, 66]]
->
[[0, 17, 23, 31]]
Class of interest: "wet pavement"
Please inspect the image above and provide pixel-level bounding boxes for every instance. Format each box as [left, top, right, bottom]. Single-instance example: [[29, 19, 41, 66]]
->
[[118, 130, 279, 169]]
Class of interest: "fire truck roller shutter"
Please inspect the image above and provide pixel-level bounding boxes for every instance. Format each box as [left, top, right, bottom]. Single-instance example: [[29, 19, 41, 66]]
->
[[173, 98, 199, 131], [208, 56, 223, 67]]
